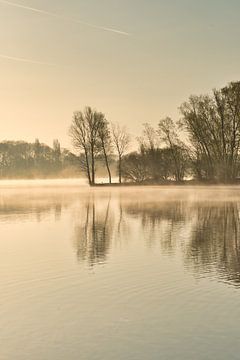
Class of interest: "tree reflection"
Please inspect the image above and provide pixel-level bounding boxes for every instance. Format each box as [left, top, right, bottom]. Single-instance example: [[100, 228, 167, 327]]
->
[[4, 187, 239, 286], [124, 199, 240, 286], [0, 197, 63, 223], [73, 196, 113, 266], [185, 202, 240, 286], [124, 201, 189, 254]]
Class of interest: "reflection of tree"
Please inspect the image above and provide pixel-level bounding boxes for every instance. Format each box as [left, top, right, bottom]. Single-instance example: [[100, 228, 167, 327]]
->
[[185, 203, 240, 286], [125, 201, 186, 226], [125, 199, 240, 286], [73, 197, 113, 266], [4, 188, 239, 287], [116, 202, 130, 244], [54, 204, 62, 221], [124, 201, 188, 253], [0, 199, 63, 223]]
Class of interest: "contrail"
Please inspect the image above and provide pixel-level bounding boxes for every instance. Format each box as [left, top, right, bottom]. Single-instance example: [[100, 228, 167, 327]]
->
[[0, 0, 130, 36], [0, 53, 56, 66]]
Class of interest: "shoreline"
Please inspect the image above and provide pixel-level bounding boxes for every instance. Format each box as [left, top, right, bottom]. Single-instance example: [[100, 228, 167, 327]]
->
[[0, 178, 239, 188], [92, 180, 240, 187]]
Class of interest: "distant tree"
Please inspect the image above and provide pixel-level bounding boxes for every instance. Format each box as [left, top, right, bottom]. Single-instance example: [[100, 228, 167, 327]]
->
[[98, 115, 112, 184], [52, 139, 61, 171], [53, 139, 61, 159], [0, 140, 78, 178], [33, 138, 41, 167], [112, 124, 130, 184], [69, 107, 102, 185]]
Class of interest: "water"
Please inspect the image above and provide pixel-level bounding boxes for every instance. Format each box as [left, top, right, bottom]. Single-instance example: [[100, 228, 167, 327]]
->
[[0, 181, 240, 360]]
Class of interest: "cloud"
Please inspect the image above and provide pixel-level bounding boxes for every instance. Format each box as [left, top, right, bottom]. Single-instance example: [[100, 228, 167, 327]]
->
[[0, 0, 130, 36]]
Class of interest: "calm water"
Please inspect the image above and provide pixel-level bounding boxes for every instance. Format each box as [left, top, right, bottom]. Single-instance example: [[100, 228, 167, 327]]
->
[[1, 181, 240, 360]]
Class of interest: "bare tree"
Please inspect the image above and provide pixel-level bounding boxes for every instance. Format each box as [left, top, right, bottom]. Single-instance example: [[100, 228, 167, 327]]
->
[[69, 107, 102, 185], [180, 82, 240, 181], [98, 115, 112, 184], [112, 124, 130, 184], [137, 123, 164, 182], [137, 123, 159, 152], [158, 117, 188, 181]]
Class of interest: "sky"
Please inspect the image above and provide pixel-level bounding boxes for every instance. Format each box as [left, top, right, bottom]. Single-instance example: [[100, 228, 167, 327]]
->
[[0, 0, 240, 149]]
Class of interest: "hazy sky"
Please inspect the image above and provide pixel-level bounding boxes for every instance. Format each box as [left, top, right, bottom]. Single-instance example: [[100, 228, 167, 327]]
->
[[0, 0, 240, 148]]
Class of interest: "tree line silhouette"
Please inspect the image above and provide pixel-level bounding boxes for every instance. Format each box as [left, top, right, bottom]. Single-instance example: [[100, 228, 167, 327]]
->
[[70, 81, 240, 184], [0, 139, 80, 178], [1, 81, 240, 182]]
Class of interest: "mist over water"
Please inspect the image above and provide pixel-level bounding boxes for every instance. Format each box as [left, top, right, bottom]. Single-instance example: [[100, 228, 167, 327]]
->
[[1, 181, 240, 360]]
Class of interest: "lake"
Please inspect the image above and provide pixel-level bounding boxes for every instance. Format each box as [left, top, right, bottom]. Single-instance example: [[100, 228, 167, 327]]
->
[[1, 181, 240, 360]]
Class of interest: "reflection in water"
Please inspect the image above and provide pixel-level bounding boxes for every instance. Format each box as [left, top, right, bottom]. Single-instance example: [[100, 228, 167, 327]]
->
[[1, 185, 240, 360], [185, 203, 240, 285], [72, 195, 240, 286], [0, 198, 63, 223], [0, 186, 240, 286], [124, 200, 240, 286], [0, 186, 79, 223], [73, 196, 113, 265], [124, 201, 188, 254]]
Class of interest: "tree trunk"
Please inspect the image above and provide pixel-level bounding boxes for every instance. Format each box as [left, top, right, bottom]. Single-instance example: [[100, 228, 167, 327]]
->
[[84, 148, 92, 185], [118, 157, 122, 184], [102, 143, 112, 184], [91, 145, 95, 185]]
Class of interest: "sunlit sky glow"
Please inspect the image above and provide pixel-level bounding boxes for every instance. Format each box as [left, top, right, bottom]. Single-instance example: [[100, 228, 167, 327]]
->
[[0, 0, 240, 148]]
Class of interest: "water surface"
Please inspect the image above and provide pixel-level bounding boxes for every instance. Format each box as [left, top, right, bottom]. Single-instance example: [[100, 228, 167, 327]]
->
[[1, 182, 240, 360]]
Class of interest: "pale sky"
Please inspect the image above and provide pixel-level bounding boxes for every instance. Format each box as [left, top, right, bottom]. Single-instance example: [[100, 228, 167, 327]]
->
[[0, 0, 240, 148]]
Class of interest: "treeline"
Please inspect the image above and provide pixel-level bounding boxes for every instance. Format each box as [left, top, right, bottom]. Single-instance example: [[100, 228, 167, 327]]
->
[[70, 81, 240, 184], [0, 139, 79, 178], [1, 81, 240, 183]]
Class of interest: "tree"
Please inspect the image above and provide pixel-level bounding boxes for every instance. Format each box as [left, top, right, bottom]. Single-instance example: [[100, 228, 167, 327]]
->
[[98, 115, 112, 184], [158, 117, 189, 181], [137, 123, 159, 152], [112, 124, 130, 184], [138, 123, 169, 182], [0, 140, 78, 178], [122, 152, 149, 183], [69, 107, 102, 185], [122, 148, 177, 183], [214, 82, 240, 180], [53, 139, 61, 160], [33, 138, 41, 167], [180, 82, 240, 181], [53, 139, 61, 170]]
